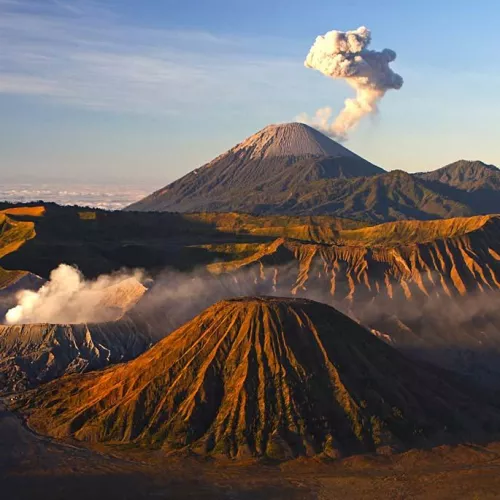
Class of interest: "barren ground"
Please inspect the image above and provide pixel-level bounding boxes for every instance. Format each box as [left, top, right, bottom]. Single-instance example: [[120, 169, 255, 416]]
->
[[4, 400, 500, 499]]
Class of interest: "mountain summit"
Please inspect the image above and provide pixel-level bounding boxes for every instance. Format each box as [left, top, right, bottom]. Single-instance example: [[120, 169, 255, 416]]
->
[[126, 122, 384, 213], [417, 160, 500, 191], [228, 122, 361, 159], [20, 297, 500, 459]]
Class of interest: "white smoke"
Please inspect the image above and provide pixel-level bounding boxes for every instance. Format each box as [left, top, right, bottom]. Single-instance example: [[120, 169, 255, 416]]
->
[[5, 264, 145, 324], [300, 26, 403, 140]]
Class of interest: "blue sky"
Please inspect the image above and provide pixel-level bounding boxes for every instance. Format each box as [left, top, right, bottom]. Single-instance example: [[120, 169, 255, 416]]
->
[[2, 0, 500, 185]]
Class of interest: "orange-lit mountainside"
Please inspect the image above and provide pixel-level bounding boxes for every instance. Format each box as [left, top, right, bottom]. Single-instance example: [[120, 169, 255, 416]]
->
[[2, 204, 500, 389], [18, 297, 500, 460]]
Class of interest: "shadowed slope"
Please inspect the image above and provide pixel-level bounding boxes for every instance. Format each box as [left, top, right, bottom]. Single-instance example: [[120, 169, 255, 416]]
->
[[416, 160, 500, 215], [20, 298, 500, 459]]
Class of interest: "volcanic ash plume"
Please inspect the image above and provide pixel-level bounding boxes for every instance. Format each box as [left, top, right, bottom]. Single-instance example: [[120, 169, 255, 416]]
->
[[5, 264, 145, 324], [300, 26, 403, 140]]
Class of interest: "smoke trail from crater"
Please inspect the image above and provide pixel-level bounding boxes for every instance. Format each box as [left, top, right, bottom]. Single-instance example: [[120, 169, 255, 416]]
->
[[299, 26, 403, 140], [5, 264, 146, 324]]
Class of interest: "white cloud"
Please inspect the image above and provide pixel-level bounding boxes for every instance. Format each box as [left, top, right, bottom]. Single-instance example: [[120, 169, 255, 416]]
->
[[0, 0, 303, 114]]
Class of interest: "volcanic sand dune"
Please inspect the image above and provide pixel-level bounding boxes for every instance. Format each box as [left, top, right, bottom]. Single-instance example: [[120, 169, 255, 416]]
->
[[19, 298, 500, 460]]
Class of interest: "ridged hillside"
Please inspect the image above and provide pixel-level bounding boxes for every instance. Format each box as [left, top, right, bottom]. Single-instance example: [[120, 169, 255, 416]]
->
[[19, 298, 500, 459], [4, 204, 500, 385], [207, 215, 500, 383], [211, 215, 500, 298], [0, 276, 150, 394]]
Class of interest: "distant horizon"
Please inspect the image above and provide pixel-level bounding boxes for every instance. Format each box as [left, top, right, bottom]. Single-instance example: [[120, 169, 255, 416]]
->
[[3, 119, 495, 185]]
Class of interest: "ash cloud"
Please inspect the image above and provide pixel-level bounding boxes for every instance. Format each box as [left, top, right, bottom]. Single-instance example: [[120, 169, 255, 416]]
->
[[5, 264, 145, 324], [299, 26, 403, 140]]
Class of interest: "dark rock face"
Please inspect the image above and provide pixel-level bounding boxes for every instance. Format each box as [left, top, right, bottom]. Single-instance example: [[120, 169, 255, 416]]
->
[[0, 317, 155, 394]]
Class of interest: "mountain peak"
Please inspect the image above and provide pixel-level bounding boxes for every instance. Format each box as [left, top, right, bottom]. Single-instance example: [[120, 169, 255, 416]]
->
[[232, 121, 359, 160], [126, 121, 384, 213], [417, 159, 500, 192]]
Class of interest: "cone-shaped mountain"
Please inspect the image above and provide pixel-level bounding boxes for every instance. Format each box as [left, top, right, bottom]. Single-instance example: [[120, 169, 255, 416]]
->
[[126, 122, 384, 213], [20, 297, 500, 459], [127, 124, 500, 220]]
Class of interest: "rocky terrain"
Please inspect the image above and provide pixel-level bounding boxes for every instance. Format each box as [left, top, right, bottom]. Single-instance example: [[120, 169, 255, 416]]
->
[[0, 275, 152, 394], [3, 204, 500, 387]]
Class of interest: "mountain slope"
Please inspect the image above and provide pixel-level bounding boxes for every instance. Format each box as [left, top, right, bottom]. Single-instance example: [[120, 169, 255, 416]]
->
[[415, 160, 500, 215], [5, 203, 500, 388], [262, 169, 475, 221], [126, 124, 500, 221], [207, 214, 500, 384], [126, 122, 384, 213], [417, 160, 500, 191], [19, 297, 500, 459]]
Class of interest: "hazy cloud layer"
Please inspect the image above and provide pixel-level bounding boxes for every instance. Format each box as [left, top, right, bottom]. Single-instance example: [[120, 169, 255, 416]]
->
[[0, 182, 152, 209]]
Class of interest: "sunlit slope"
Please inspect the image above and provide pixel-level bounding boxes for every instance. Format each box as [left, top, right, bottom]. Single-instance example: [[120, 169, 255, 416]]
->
[[5, 204, 500, 386], [19, 298, 500, 459], [211, 214, 500, 298], [0, 207, 44, 290], [205, 214, 500, 384], [0, 210, 39, 259], [0, 204, 370, 278], [4, 204, 500, 303]]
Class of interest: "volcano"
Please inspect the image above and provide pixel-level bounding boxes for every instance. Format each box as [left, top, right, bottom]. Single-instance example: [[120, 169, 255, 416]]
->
[[20, 297, 499, 459], [126, 122, 384, 214]]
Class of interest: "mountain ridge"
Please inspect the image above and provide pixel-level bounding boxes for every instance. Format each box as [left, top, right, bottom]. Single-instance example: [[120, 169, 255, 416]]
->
[[126, 122, 385, 214]]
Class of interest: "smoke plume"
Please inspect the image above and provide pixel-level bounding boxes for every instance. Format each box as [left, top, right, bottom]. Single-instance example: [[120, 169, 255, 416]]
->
[[5, 264, 146, 324], [300, 26, 403, 140]]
